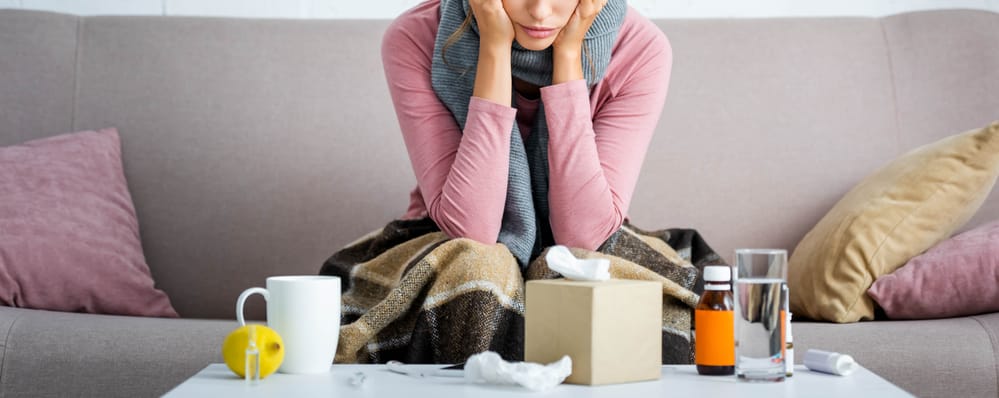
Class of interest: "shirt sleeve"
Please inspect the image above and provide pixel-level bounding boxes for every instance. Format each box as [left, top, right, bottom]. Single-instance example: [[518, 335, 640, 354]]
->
[[542, 32, 673, 250], [381, 15, 515, 243]]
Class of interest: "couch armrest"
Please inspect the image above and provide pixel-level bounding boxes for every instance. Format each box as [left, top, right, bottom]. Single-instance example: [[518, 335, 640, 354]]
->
[[0, 307, 234, 397]]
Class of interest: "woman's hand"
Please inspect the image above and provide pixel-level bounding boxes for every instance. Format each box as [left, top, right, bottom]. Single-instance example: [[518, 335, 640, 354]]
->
[[553, 0, 607, 57], [469, 0, 513, 106], [469, 0, 515, 49]]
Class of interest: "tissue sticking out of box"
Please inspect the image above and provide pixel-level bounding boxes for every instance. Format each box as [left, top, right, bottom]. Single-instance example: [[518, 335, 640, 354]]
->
[[464, 351, 572, 391], [545, 245, 610, 281]]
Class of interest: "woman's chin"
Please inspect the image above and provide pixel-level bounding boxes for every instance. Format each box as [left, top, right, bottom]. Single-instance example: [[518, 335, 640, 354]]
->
[[515, 37, 554, 51]]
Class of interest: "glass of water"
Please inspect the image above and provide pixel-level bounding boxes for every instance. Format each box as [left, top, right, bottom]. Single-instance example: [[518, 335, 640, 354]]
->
[[734, 248, 787, 382]]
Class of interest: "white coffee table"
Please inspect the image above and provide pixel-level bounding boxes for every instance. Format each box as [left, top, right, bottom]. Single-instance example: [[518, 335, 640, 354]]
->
[[164, 363, 914, 397]]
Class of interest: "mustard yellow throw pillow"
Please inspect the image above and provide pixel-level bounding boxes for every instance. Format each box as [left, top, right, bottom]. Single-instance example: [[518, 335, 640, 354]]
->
[[788, 121, 999, 323]]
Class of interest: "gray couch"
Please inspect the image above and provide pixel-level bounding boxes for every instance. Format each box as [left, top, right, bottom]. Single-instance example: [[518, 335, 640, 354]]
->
[[1, 8, 997, 397]]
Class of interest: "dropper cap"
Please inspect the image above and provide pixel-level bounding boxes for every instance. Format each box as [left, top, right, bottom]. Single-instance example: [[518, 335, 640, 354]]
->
[[703, 266, 731, 282]]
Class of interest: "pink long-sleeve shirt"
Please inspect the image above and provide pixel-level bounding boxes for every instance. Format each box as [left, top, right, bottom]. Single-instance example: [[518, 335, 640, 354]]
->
[[382, 0, 672, 251]]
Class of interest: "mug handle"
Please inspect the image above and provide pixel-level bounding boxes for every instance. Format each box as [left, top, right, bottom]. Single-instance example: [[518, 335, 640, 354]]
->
[[236, 287, 269, 326]]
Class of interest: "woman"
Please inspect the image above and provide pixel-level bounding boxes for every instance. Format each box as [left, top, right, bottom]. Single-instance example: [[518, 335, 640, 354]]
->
[[322, 0, 720, 365]]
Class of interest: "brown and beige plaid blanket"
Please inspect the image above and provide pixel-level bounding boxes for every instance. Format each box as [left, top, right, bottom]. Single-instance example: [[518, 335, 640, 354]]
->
[[320, 218, 723, 364]]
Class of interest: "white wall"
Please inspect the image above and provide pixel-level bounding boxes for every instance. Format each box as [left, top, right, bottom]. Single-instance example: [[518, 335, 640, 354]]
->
[[2, 0, 998, 19]]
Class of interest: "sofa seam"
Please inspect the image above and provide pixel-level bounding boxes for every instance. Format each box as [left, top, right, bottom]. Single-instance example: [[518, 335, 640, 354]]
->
[[877, 16, 903, 158], [70, 15, 82, 132], [0, 312, 26, 398], [840, 16, 929, 320], [970, 315, 999, 395]]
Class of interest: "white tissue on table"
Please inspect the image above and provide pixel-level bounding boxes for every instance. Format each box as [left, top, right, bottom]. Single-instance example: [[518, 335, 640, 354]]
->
[[464, 351, 572, 391], [545, 245, 610, 281]]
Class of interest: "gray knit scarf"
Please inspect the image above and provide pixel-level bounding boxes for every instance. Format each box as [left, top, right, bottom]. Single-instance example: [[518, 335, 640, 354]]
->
[[430, 0, 626, 268]]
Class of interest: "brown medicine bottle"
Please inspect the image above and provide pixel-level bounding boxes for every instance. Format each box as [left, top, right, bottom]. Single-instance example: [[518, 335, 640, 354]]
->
[[695, 265, 735, 375]]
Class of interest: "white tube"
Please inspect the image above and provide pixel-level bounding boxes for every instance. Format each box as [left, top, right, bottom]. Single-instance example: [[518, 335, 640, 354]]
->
[[785, 314, 794, 377], [803, 349, 857, 376]]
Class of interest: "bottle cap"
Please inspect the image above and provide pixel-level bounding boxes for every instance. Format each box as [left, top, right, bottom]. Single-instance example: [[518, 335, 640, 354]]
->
[[804, 349, 856, 376], [703, 266, 731, 282]]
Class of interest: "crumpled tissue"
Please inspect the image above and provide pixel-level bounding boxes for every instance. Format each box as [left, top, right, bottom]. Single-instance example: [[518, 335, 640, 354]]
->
[[546, 245, 610, 281], [464, 351, 572, 391]]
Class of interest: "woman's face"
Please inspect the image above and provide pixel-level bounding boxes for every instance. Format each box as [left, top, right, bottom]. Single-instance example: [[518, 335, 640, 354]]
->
[[502, 0, 579, 51]]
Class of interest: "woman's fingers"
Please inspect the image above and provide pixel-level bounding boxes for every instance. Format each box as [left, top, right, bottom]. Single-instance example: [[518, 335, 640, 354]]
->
[[553, 0, 607, 53], [468, 0, 515, 46], [577, 0, 608, 20]]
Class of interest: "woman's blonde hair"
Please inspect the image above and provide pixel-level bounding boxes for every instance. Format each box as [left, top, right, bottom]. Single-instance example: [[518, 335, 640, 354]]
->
[[441, 14, 474, 69]]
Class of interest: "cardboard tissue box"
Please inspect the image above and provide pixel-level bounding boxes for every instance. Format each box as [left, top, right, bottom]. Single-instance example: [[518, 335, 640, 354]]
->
[[525, 278, 662, 385]]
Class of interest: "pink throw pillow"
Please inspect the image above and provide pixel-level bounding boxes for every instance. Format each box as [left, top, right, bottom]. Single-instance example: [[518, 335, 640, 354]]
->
[[0, 129, 178, 317], [868, 220, 999, 319]]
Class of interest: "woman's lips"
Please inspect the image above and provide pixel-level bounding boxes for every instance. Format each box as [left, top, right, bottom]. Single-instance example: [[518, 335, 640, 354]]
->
[[522, 25, 557, 39]]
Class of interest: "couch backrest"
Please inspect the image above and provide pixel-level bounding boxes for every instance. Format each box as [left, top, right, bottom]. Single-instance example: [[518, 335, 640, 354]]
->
[[2, 9, 997, 319]]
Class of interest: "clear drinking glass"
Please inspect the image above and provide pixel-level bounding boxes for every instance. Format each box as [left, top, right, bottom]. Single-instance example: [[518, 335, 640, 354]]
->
[[734, 248, 787, 382]]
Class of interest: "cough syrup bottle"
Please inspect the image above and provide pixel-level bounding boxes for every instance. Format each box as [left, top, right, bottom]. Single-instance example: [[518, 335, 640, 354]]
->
[[696, 265, 735, 376]]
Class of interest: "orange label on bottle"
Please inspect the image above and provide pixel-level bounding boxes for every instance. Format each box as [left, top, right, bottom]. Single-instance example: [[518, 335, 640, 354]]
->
[[695, 309, 735, 366], [780, 310, 786, 360]]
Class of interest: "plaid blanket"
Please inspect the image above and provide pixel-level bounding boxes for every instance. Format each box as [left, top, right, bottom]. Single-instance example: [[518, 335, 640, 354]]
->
[[320, 218, 723, 364]]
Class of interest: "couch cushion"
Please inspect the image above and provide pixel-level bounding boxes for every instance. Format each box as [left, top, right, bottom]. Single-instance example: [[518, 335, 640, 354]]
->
[[0, 306, 232, 397], [792, 314, 998, 397], [868, 219, 999, 319], [972, 311, 999, 390], [0, 10, 77, 145], [73, 16, 408, 319], [788, 121, 999, 323], [638, 16, 898, 263], [882, 10, 999, 235], [0, 129, 177, 317]]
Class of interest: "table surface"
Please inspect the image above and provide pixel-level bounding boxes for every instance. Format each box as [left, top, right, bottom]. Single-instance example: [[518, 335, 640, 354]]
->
[[164, 363, 915, 397]]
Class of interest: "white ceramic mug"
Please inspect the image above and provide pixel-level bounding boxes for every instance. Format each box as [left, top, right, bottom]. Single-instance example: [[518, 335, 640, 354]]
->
[[236, 275, 341, 374]]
